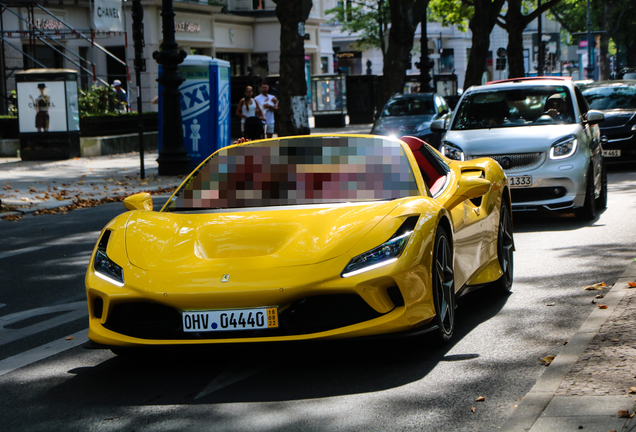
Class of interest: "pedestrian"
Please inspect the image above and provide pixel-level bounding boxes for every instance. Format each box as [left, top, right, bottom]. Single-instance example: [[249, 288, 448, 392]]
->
[[236, 85, 266, 136], [254, 83, 278, 138], [112, 80, 129, 112]]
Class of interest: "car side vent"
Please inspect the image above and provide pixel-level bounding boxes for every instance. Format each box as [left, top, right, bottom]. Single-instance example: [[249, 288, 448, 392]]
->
[[392, 216, 420, 239], [387, 286, 405, 308], [93, 297, 103, 319]]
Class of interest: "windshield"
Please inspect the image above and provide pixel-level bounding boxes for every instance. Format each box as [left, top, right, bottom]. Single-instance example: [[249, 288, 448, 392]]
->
[[452, 86, 576, 130], [164, 136, 420, 212], [581, 85, 636, 110], [383, 97, 435, 117]]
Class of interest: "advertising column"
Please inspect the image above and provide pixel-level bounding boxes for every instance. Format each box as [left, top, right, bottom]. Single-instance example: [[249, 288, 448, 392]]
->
[[158, 55, 231, 167]]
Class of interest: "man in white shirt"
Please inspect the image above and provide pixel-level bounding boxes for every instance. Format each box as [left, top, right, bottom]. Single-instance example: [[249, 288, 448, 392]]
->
[[254, 83, 278, 138]]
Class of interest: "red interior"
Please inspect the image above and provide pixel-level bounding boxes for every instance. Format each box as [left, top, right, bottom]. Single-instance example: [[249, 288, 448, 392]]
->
[[399, 136, 446, 195]]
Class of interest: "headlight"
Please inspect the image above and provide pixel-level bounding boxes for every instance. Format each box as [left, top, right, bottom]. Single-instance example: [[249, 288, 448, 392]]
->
[[341, 215, 419, 278], [93, 230, 124, 287], [550, 136, 578, 159], [440, 141, 465, 160]]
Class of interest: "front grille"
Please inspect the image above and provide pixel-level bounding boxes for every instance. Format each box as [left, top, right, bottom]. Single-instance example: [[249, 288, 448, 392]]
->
[[511, 186, 567, 203], [103, 294, 385, 340], [468, 152, 544, 171]]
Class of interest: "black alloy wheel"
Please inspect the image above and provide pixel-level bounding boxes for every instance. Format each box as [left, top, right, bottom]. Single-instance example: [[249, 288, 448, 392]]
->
[[491, 200, 514, 294], [432, 226, 455, 344]]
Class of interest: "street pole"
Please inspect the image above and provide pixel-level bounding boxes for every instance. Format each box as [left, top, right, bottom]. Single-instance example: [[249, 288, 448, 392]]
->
[[585, 0, 594, 80], [537, 0, 544, 77], [153, 0, 190, 176], [132, 0, 145, 179]]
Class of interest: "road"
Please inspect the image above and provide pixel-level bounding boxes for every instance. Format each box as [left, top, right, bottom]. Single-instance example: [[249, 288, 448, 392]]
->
[[1, 166, 635, 432]]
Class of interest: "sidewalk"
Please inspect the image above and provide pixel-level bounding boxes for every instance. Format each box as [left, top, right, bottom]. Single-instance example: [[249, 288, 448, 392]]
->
[[0, 123, 373, 219], [501, 259, 636, 432]]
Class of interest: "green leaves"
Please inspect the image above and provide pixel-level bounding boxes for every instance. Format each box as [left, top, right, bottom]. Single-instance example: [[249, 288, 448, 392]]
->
[[78, 85, 120, 117]]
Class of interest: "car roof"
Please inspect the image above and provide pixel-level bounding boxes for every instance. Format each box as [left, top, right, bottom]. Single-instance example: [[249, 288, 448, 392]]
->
[[485, 76, 573, 85], [579, 80, 636, 89], [467, 77, 575, 94], [389, 93, 436, 100]]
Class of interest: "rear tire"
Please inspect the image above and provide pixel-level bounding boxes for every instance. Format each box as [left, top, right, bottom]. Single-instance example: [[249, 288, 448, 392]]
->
[[432, 226, 455, 345], [576, 166, 597, 220], [490, 200, 514, 294]]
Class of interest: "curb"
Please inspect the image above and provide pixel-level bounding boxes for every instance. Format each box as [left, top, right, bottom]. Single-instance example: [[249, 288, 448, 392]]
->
[[500, 259, 636, 431]]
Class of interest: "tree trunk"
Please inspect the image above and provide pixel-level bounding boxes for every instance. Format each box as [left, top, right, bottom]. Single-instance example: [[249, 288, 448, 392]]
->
[[274, 0, 312, 136], [503, 0, 525, 78], [464, 0, 506, 89], [599, 0, 611, 80], [379, 0, 427, 110], [418, 0, 433, 92]]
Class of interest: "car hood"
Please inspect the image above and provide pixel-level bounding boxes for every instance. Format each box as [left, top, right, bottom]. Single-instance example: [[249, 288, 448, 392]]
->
[[124, 201, 404, 271], [445, 124, 581, 156], [597, 110, 636, 128], [375, 114, 436, 131]]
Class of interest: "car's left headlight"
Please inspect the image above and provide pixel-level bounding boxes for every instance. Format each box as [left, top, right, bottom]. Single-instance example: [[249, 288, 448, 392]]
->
[[341, 217, 419, 278], [550, 136, 578, 159], [93, 230, 124, 287]]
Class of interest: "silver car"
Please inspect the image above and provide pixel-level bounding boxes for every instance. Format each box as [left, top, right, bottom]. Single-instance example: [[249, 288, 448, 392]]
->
[[432, 77, 607, 220]]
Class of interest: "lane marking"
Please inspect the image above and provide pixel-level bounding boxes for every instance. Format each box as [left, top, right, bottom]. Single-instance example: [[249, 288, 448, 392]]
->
[[0, 329, 88, 377], [0, 301, 86, 346], [195, 363, 273, 399], [0, 245, 48, 260]]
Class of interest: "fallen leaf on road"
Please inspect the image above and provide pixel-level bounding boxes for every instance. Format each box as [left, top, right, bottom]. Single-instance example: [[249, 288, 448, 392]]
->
[[611, 339, 620, 342], [618, 410, 630, 418], [626, 282, 636, 289], [1, 214, 22, 221], [595, 294, 605, 299], [598, 304, 608, 309], [65, 336, 74, 340], [591, 299, 596, 304], [470, 406, 476, 413], [563, 341, 568, 345], [546, 302, 555, 306], [539, 355, 556, 366], [476, 396, 485, 402], [584, 282, 607, 290], [629, 387, 636, 394]]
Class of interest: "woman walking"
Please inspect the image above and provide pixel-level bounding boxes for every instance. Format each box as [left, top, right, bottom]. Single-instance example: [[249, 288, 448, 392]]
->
[[236, 86, 266, 135]]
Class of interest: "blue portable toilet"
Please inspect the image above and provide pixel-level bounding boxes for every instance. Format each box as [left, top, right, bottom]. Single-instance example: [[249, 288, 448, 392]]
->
[[158, 55, 231, 167]]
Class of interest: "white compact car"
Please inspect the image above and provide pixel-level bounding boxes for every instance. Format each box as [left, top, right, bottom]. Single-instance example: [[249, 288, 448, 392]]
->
[[432, 77, 607, 220]]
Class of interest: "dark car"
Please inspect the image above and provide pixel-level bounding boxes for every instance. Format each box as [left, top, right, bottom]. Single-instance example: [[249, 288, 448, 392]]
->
[[371, 93, 452, 148], [580, 80, 636, 162]]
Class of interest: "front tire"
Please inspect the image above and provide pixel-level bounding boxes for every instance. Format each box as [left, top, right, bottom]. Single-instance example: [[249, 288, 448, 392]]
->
[[576, 165, 597, 220], [595, 162, 608, 210], [432, 226, 455, 344], [490, 200, 514, 294]]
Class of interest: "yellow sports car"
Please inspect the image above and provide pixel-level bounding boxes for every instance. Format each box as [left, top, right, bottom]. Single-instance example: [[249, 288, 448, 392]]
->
[[85, 135, 513, 352]]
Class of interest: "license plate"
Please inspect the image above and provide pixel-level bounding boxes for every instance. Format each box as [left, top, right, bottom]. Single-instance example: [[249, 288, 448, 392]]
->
[[182, 307, 278, 332], [507, 176, 532, 187], [603, 149, 621, 157]]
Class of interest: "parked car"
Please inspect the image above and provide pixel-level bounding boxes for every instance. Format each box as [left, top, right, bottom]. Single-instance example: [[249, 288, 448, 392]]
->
[[85, 134, 513, 354], [579, 80, 636, 162], [432, 77, 607, 219], [371, 93, 452, 148]]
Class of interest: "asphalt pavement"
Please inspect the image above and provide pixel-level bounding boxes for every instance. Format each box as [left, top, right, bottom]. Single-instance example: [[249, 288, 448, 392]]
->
[[1, 123, 635, 431]]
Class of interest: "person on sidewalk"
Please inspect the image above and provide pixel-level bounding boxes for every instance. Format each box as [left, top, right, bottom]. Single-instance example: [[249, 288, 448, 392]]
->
[[112, 80, 129, 112], [236, 86, 265, 136], [254, 83, 278, 138]]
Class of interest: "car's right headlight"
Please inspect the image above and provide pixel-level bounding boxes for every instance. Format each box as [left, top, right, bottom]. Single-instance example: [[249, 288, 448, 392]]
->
[[93, 230, 124, 287], [440, 141, 465, 160]]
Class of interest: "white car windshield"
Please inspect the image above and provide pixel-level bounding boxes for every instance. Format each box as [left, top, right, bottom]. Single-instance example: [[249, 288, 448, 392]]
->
[[452, 85, 576, 130]]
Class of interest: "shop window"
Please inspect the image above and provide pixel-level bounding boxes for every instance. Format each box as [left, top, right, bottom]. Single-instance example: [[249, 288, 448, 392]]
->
[[217, 53, 245, 76], [439, 48, 454, 74], [320, 56, 329, 74], [22, 44, 64, 69]]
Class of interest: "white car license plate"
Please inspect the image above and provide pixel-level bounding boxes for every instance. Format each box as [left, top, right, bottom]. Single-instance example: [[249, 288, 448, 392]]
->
[[182, 307, 278, 332], [603, 149, 621, 157], [507, 176, 532, 187]]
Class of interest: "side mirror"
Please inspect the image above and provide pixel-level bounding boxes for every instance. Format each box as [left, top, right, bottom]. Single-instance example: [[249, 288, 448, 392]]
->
[[444, 176, 492, 210], [431, 118, 446, 133], [586, 110, 605, 125], [124, 192, 153, 211]]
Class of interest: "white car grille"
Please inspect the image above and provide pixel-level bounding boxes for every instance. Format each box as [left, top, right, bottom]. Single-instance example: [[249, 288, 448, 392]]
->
[[468, 152, 545, 171]]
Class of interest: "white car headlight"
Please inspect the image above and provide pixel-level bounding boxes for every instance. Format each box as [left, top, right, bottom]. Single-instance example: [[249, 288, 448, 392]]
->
[[550, 136, 578, 159], [440, 141, 465, 161], [94, 230, 124, 287]]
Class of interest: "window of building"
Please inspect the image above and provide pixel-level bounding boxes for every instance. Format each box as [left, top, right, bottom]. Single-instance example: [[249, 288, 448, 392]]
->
[[217, 53, 245, 76], [439, 48, 454, 74], [22, 45, 64, 69]]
